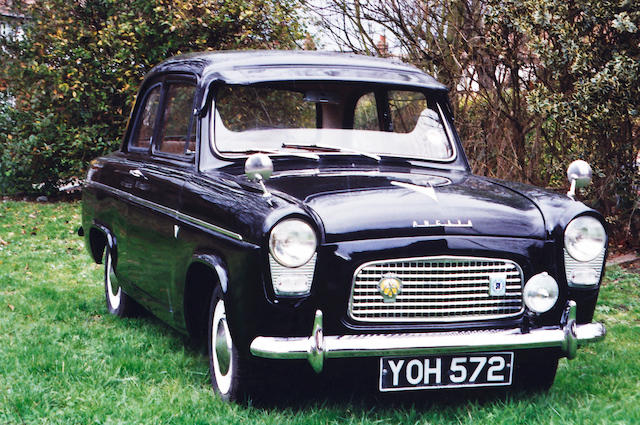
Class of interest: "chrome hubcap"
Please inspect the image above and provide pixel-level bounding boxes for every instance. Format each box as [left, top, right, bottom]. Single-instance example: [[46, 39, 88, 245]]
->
[[212, 299, 233, 394], [105, 251, 121, 310], [215, 317, 231, 375]]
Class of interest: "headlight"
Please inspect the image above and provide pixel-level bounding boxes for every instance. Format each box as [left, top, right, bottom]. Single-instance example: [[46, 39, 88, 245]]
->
[[523, 272, 559, 314], [269, 218, 317, 268], [564, 216, 606, 262]]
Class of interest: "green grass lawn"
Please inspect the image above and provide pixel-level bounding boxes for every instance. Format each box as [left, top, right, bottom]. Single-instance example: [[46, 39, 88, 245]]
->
[[1, 201, 639, 424]]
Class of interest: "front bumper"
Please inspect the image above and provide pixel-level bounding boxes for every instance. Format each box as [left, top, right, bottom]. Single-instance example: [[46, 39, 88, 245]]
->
[[250, 301, 606, 373]]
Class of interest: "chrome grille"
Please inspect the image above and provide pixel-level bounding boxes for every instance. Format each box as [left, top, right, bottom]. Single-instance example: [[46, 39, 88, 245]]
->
[[348, 256, 524, 323]]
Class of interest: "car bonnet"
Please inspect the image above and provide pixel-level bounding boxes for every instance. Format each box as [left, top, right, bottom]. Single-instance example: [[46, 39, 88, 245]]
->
[[264, 170, 546, 243]]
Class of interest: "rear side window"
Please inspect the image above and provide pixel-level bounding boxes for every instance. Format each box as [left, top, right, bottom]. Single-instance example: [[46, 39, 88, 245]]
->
[[157, 83, 196, 155], [131, 85, 162, 150]]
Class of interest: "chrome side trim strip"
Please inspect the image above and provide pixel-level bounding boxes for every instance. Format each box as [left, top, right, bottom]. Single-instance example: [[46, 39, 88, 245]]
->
[[178, 208, 244, 241], [250, 302, 606, 373], [86, 181, 243, 241]]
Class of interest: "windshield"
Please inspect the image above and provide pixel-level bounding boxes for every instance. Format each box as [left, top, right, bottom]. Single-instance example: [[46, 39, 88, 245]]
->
[[212, 83, 455, 161]]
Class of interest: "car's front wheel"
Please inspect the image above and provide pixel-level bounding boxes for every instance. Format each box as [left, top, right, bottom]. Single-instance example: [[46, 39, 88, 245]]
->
[[104, 247, 136, 317], [208, 288, 251, 402]]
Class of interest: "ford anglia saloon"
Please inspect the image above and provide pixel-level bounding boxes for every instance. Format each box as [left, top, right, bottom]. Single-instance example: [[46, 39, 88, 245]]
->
[[81, 50, 607, 401]]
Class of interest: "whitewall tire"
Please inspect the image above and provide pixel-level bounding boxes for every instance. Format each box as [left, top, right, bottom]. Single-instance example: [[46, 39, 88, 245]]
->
[[104, 247, 135, 317], [208, 289, 250, 402]]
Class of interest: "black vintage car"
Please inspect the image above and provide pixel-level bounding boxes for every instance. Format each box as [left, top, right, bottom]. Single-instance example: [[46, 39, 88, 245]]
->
[[81, 50, 607, 401]]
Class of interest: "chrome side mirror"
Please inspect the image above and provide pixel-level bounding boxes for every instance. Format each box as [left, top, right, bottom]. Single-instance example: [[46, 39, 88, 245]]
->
[[567, 160, 592, 200], [245, 153, 273, 181], [245, 153, 273, 198]]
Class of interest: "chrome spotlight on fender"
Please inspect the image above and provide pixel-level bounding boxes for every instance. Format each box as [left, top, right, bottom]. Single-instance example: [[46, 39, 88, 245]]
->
[[567, 160, 592, 200], [245, 153, 273, 199]]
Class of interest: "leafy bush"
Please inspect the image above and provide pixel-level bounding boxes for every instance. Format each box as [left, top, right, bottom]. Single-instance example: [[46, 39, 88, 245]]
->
[[0, 0, 305, 195], [310, 0, 639, 246], [513, 0, 640, 245]]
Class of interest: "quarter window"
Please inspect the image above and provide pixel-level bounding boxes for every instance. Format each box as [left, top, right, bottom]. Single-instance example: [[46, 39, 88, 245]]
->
[[131, 85, 162, 150], [157, 83, 196, 155]]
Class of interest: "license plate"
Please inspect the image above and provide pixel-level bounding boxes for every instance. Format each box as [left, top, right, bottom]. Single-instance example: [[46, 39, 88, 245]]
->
[[379, 352, 513, 391]]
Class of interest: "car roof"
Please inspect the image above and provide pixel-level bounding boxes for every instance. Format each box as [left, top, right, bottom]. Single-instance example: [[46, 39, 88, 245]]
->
[[146, 50, 448, 92]]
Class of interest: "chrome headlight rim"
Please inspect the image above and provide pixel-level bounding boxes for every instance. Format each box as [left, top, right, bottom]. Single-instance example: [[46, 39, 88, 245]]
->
[[564, 215, 607, 263], [269, 218, 317, 268]]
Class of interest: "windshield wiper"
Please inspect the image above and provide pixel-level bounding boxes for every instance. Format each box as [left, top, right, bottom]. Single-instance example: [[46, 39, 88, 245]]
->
[[242, 149, 319, 161], [281, 143, 381, 162]]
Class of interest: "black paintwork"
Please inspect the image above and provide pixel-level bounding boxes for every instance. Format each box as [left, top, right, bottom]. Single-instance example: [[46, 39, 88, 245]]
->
[[81, 50, 606, 359]]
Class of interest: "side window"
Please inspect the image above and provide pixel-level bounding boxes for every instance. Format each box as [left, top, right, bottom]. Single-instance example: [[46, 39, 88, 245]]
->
[[353, 92, 378, 130], [157, 83, 196, 156], [131, 85, 162, 150], [388, 90, 428, 133]]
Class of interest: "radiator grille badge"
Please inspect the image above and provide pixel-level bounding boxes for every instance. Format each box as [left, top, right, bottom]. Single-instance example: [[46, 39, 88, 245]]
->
[[378, 275, 402, 303], [489, 273, 507, 296]]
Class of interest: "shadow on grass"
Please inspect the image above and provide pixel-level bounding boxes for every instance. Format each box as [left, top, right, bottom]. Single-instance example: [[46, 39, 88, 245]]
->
[[115, 308, 550, 412], [236, 358, 545, 411]]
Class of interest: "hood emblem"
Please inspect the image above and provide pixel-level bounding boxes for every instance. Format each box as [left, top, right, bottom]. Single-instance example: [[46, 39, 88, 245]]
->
[[413, 219, 473, 228], [378, 275, 402, 303], [391, 181, 438, 202]]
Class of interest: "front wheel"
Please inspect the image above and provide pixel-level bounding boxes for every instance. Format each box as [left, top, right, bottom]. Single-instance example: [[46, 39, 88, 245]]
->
[[104, 247, 136, 317], [207, 289, 251, 402]]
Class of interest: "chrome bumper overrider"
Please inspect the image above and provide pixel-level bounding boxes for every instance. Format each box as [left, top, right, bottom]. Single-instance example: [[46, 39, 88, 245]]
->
[[250, 301, 606, 373]]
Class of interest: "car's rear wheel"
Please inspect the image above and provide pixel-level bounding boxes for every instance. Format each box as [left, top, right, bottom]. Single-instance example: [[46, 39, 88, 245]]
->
[[208, 288, 250, 402], [104, 247, 136, 317]]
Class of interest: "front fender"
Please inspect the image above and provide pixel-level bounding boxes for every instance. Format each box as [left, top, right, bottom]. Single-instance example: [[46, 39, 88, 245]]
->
[[89, 223, 117, 267], [191, 252, 230, 293]]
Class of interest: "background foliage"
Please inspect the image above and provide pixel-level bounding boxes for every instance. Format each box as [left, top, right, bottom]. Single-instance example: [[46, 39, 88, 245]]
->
[[2, 0, 640, 245], [310, 0, 640, 247], [0, 0, 304, 194], [515, 0, 640, 242]]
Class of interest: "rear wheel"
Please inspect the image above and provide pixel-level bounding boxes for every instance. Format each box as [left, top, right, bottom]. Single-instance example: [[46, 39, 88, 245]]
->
[[208, 288, 251, 402], [104, 247, 136, 317]]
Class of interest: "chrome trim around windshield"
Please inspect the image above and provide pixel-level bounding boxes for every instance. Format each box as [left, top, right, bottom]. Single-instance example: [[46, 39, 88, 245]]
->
[[437, 102, 458, 162], [86, 181, 243, 241]]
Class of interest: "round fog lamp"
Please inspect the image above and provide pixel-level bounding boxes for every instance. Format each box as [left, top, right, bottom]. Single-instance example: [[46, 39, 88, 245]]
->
[[523, 272, 559, 314]]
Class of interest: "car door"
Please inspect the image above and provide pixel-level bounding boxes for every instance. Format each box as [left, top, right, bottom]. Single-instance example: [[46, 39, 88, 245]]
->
[[119, 76, 197, 321], [111, 81, 161, 299]]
